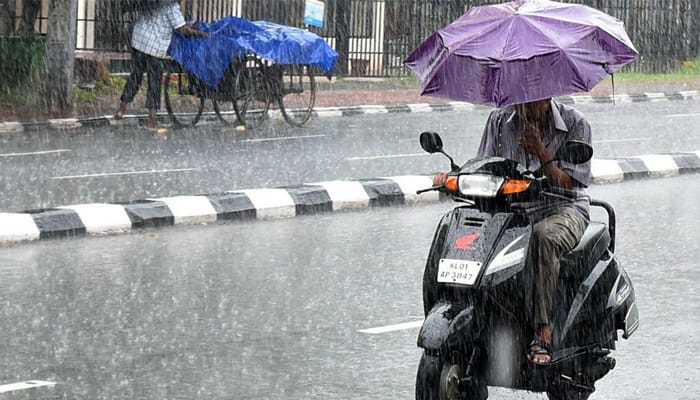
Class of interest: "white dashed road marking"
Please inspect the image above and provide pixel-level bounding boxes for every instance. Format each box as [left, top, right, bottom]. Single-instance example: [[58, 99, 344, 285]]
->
[[593, 138, 648, 144], [0, 380, 56, 394], [0, 149, 71, 157], [666, 113, 700, 118], [358, 320, 424, 334], [345, 153, 429, 161], [242, 134, 326, 143], [51, 168, 199, 180]]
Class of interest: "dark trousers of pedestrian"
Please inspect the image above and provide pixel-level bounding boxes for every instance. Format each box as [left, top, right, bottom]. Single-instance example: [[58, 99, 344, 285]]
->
[[528, 207, 587, 330], [120, 48, 164, 110]]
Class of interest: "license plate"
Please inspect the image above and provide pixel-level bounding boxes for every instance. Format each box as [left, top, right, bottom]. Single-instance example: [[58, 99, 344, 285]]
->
[[437, 259, 482, 286]]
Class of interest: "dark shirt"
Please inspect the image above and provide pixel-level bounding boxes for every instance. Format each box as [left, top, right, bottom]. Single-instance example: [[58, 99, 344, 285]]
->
[[476, 100, 592, 221]]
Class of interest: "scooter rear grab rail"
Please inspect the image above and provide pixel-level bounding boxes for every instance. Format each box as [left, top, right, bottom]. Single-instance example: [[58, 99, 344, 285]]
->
[[590, 199, 616, 253]]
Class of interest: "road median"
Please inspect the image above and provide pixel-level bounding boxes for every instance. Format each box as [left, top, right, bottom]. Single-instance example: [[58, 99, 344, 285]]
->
[[3, 88, 700, 135], [1, 152, 698, 245]]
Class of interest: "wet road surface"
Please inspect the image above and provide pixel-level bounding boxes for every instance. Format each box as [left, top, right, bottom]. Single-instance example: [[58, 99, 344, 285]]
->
[[0, 175, 698, 399]]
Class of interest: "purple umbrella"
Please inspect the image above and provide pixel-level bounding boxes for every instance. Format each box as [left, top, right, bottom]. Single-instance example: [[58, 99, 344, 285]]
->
[[404, 0, 639, 107]]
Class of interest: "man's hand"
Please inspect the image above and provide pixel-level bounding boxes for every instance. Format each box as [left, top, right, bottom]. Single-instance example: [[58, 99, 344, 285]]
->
[[177, 24, 208, 38], [518, 123, 547, 158], [433, 172, 449, 186]]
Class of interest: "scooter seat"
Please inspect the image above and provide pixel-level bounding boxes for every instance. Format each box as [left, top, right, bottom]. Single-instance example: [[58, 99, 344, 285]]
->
[[559, 222, 610, 279]]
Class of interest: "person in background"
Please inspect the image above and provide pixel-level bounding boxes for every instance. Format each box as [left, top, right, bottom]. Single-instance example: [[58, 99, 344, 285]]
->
[[433, 98, 592, 364], [115, 1, 207, 131]]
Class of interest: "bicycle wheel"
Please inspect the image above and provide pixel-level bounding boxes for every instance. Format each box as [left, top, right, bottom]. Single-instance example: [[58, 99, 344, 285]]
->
[[212, 98, 239, 125], [163, 61, 205, 127], [228, 56, 271, 128], [277, 64, 316, 127], [211, 61, 240, 125]]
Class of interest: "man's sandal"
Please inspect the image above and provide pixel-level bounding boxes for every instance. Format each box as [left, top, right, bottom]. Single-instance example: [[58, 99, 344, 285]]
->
[[527, 339, 552, 365]]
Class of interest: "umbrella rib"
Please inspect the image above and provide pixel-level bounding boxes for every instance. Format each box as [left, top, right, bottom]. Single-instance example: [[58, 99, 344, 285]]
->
[[499, 17, 516, 61], [521, 17, 593, 89], [514, 16, 569, 54], [519, 7, 636, 50], [445, 18, 514, 58], [558, 51, 591, 92], [491, 16, 519, 103], [519, 15, 637, 88]]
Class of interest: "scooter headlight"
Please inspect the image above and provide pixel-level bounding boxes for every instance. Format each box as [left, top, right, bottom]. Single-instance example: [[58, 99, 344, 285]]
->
[[456, 174, 504, 198]]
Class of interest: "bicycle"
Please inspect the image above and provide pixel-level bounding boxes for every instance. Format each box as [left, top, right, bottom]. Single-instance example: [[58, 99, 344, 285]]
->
[[219, 55, 318, 128], [162, 54, 317, 129]]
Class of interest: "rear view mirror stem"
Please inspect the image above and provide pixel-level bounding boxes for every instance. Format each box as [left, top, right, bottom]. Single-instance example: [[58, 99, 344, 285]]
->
[[441, 151, 460, 173]]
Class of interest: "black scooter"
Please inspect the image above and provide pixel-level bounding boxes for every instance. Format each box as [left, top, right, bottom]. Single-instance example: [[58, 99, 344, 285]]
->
[[414, 132, 638, 400]]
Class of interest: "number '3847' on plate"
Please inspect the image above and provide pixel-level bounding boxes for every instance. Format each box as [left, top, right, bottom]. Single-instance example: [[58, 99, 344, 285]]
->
[[437, 259, 482, 285]]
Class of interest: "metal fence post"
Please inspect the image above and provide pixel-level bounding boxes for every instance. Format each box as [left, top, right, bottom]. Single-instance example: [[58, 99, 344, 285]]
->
[[335, 0, 350, 75]]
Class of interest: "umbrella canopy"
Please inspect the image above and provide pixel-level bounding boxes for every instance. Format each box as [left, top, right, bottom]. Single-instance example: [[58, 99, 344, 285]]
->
[[404, 0, 639, 107]]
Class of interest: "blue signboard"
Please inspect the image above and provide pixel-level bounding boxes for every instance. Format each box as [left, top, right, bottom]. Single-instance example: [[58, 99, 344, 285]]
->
[[304, 0, 325, 28]]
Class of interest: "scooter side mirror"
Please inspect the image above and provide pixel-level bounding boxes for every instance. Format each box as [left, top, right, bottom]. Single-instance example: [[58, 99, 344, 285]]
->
[[419, 131, 461, 172], [556, 140, 593, 165], [419, 131, 444, 154]]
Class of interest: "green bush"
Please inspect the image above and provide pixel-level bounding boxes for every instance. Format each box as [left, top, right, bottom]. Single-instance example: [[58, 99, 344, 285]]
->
[[95, 72, 126, 94], [73, 71, 126, 105], [74, 87, 97, 103], [0, 34, 46, 93]]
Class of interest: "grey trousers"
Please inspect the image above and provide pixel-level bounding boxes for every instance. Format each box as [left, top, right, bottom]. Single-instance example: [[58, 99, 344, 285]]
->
[[529, 207, 587, 328]]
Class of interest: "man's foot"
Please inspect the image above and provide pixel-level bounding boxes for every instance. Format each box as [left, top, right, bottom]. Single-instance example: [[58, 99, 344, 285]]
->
[[527, 324, 552, 364], [146, 109, 159, 132], [114, 102, 126, 120], [527, 339, 552, 364]]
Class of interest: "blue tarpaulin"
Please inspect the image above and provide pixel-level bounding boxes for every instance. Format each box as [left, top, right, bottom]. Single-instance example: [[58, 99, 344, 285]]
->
[[169, 16, 338, 89]]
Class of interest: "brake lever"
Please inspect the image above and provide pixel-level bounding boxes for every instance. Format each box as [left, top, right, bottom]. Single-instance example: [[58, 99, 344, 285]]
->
[[416, 185, 443, 194]]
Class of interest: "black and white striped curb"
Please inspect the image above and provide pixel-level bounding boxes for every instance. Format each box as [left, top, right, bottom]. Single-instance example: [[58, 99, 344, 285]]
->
[[1, 151, 698, 245], [0, 176, 439, 244], [2, 90, 699, 134]]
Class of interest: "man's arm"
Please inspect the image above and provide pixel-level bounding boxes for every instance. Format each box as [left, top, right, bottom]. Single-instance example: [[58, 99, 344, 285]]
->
[[166, 2, 208, 38], [176, 23, 208, 38], [534, 143, 576, 189]]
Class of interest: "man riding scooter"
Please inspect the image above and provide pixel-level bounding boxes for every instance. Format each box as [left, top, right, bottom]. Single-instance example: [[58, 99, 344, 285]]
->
[[433, 98, 592, 364]]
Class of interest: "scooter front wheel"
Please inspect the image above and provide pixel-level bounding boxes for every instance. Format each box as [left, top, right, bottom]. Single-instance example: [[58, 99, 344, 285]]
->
[[415, 352, 487, 400], [416, 353, 441, 400]]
